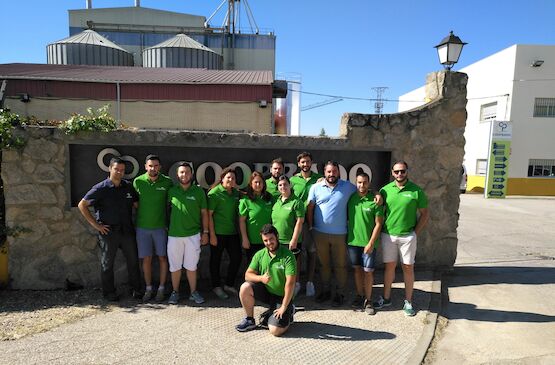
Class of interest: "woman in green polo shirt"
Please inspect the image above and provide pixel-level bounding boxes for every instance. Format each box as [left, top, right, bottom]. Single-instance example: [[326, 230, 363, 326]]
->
[[239, 171, 274, 262], [272, 175, 305, 296], [208, 167, 242, 300]]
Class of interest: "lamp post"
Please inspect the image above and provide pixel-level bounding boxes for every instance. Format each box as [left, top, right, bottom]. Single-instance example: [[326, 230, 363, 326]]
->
[[434, 31, 467, 70]]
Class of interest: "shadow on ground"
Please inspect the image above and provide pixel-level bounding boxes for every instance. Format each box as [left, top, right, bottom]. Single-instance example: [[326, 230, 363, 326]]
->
[[441, 265, 555, 323]]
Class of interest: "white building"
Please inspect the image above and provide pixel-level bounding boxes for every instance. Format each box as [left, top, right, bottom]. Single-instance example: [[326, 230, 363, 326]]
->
[[399, 44, 555, 196]]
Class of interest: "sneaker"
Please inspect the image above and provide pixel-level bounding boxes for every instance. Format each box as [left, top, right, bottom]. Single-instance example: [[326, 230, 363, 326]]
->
[[189, 291, 205, 304], [364, 299, 376, 315], [403, 300, 416, 317], [213, 287, 229, 299], [235, 317, 256, 332], [315, 291, 331, 303], [331, 293, 345, 307], [258, 309, 273, 329], [223, 285, 238, 295], [351, 295, 364, 309], [294, 282, 301, 297], [142, 289, 154, 302], [373, 296, 392, 309], [155, 288, 165, 302], [305, 281, 315, 297], [168, 291, 180, 305]]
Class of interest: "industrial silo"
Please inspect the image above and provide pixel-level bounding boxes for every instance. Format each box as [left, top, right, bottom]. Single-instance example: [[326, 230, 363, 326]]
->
[[47, 29, 134, 66], [142, 33, 222, 69]]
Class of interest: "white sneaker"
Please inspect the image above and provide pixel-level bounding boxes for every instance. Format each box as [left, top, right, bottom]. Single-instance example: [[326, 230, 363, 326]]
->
[[305, 281, 315, 297], [223, 285, 238, 295], [294, 282, 301, 297]]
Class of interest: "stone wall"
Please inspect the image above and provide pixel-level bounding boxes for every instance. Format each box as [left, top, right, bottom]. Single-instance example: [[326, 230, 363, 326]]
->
[[1, 71, 467, 289]]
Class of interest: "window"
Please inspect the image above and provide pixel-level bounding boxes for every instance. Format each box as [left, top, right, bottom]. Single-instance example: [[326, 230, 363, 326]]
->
[[528, 159, 555, 177], [533, 98, 555, 117], [476, 159, 487, 175], [480, 102, 497, 122]]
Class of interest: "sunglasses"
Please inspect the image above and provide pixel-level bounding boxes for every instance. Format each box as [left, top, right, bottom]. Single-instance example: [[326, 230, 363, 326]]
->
[[393, 169, 407, 174]]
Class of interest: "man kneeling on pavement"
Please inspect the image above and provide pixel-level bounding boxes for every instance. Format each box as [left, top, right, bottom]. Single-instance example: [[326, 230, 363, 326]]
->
[[236, 224, 296, 336]]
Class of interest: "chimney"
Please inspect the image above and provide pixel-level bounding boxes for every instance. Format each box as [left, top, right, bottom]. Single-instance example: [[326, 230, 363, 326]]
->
[[86, 0, 92, 9], [135, 0, 140, 6]]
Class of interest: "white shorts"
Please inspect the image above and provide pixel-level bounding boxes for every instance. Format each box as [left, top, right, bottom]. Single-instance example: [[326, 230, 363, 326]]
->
[[381, 232, 417, 265], [167, 234, 201, 272]]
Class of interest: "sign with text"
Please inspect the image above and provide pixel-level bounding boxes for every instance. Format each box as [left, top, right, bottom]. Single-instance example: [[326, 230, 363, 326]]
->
[[69, 144, 391, 206], [485, 121, 512, 199]]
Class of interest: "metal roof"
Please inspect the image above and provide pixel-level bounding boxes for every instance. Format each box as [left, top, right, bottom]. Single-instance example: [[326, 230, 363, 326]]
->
[[0, 63, 273, 85], [49, 29, 128, 52], [144, 33, 218, 54]]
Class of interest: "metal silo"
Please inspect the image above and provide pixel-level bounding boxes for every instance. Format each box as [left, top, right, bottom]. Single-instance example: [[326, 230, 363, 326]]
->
[[142, 33, 222, 69], [47, 29, 133, 66]]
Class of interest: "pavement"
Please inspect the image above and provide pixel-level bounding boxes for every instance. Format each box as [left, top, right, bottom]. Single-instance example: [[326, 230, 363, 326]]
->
[[428, 194, 555, 364], [0, 273, 439, 365], [2, 194, 554, 364]]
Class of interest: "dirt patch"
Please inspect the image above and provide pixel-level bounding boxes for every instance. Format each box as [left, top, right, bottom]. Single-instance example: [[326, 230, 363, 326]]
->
[[0, 289, 116, 341]]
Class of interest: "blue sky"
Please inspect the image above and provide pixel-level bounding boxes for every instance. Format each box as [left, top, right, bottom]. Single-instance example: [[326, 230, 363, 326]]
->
[[2, 0, 555, 136]]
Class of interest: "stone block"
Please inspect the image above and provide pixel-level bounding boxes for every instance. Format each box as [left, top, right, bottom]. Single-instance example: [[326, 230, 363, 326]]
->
[[23, 138, 59, 162], [21, 159, 36, 174], [33, 164, 65, 184], [59, 245, 88, 264], [4, 184, 57, 205], [1, 162, 32, 185], [2, 149, 21, 162]]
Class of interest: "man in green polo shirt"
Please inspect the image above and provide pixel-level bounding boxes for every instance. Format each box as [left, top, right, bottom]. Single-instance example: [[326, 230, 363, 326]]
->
[[166, 162, 209, 305], [374, 161, 429, 317], [265, 157, 284, 200], [347, 172, 384, 315], [133, 154, 174, 302], [290, 151, 322, 297], [236, 224, 296, 336]]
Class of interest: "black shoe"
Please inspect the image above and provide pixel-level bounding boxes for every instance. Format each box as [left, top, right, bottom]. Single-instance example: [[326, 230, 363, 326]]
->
[[315, 291, 331, 303], [104, 292, 120, 302], [331, 293, 345, 307], [259, 309, 272, 329], [132, 290, 145, 300]]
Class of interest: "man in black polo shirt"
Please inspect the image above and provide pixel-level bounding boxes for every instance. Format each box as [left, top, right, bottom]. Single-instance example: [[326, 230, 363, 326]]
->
[[78, 157, 142, 301]]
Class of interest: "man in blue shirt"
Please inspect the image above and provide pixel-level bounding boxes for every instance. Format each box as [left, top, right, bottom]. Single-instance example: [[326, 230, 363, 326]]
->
[[78, 157, 142, 301], [307, 161, 356, 306]]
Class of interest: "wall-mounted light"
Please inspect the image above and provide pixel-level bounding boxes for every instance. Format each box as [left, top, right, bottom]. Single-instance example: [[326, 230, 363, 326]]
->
[[258, 100, 268, 108], [19, 93, 31, 103], [531, 60, 544, 67]]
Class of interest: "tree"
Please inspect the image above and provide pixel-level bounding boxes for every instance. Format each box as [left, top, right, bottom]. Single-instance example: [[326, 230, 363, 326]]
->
[[319, 128, 327, 137]]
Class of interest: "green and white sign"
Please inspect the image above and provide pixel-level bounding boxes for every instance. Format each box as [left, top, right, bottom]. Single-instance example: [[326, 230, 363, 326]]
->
[[485, 121, 512, 199]]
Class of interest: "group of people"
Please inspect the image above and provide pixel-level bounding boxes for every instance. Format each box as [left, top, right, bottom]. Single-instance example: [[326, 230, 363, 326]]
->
[[78, 152, 428, 336]]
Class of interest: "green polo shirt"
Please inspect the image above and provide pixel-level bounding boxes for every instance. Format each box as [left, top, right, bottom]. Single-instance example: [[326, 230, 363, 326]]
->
[[133, 173, 174, 229], [238, 195, 273, 245], [271, 195, 305, 244], [290, 172, 323, 206], [347, 192, 384, 247], [380, 180, 428, 236], [249, 246, 297, 297], [167, 184, 207, 237], [208, 184, 241, 235], [266, 177, 281, 201]]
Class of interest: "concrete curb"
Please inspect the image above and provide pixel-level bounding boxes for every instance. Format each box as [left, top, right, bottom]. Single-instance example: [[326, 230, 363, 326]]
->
[[406, 271, 442, 365]]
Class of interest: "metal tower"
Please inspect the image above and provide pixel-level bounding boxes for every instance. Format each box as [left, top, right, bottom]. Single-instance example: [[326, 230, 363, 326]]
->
[[372, 86, 388, 114]]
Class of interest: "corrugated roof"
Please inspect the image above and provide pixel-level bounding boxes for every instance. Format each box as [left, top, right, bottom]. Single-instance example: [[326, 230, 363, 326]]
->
[[0, 63, 273, 85], [145, 34, 218, 54], [49, 30, 128, 52]]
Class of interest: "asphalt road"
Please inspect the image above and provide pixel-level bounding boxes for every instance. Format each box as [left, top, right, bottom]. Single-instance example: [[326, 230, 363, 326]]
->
[[428, 194, 555, 364]]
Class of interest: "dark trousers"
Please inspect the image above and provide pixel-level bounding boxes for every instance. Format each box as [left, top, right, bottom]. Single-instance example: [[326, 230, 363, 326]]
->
[[210, 234, 242, 288], [97, 228, 141, 296], [246, 244, 264, 263]]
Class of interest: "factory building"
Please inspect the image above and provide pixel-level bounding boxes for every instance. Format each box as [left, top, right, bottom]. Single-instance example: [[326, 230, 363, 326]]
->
[[0, 63, 276, 133]]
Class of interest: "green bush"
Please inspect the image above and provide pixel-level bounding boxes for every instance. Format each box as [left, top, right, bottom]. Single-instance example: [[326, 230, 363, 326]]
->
[[0, 109, 26, 149], [59, 105, 117, 134]]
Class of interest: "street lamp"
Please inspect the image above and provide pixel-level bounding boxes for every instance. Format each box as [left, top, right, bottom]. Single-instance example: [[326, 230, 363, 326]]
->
[[434, 31, 467, 70]]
